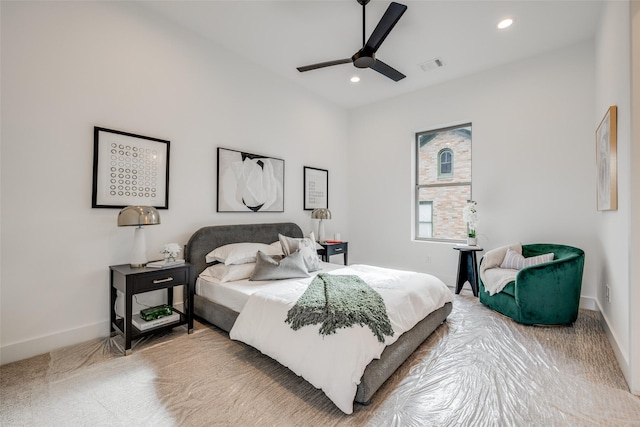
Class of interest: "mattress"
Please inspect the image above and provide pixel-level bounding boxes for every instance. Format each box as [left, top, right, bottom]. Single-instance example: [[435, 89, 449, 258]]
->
[[195, 261, 341, 312]]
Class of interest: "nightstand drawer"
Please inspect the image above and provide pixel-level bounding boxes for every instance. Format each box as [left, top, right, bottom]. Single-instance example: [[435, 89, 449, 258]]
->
[[132, 268, 188, 293], [319, 242, 348, 265]]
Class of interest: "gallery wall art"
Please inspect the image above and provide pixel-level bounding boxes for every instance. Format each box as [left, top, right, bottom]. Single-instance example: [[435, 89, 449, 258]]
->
[[303, 166, 328, 210], [217, 147, 284, 212], [92, 127, 170, 209], [596, 106, 617, 211]]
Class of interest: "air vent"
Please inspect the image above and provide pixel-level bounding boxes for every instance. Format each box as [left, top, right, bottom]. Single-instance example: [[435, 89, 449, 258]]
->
[[418, 57, 444, 72]]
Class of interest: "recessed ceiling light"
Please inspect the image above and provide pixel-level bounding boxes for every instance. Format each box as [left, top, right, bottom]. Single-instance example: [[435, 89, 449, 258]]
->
[[350, 76, 360, 83], [497, 18, 514, 29]]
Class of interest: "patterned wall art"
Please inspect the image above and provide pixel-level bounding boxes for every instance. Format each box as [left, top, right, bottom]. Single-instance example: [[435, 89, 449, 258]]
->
[[303, 166, 328, 210], [595, 106, 617, 211], [92, 127, 170, 209], [217, 147, 284, 212]]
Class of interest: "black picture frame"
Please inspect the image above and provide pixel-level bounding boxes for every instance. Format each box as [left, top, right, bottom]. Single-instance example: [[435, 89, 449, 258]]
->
[[303, 166, 328, 210], [92, 127, 170, 209], [217, 147, 285, 212]]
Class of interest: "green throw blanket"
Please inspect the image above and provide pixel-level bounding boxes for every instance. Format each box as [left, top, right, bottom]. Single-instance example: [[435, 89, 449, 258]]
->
[[285, 273, 394, 343]]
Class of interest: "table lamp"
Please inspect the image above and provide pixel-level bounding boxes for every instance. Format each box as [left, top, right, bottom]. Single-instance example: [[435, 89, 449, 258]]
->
[[117, 206, 161, 267], [311, 208, 331, 243]]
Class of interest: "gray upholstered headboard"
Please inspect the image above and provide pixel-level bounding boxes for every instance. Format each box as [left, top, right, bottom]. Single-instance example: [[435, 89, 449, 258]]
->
[[184, 222, 303, 277]]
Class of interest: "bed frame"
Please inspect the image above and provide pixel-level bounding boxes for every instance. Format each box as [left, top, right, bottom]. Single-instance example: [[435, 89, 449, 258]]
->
[[184, 222, 452, 405]]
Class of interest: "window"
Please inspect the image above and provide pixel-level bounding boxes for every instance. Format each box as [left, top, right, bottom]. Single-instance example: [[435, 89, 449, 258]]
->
[[415, 123, 472, 241], [438, 149, 453, 177], [418, 201, 433, 238]]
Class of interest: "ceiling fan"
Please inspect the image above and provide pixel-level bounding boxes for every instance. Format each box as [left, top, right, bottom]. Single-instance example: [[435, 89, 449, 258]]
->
[[297, 0, 408, 82]]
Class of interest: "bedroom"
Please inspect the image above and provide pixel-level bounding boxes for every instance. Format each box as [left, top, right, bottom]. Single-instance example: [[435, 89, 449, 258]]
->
[[1, 0, 639, 423]]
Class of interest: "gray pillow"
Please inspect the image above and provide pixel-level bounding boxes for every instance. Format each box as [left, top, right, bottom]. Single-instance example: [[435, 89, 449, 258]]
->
[[249, 250, 310, 281]]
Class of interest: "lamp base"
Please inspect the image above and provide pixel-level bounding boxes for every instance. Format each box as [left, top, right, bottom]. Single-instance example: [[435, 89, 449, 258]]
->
[[318, 219, 326, 243], [130, 226, 147, 267]]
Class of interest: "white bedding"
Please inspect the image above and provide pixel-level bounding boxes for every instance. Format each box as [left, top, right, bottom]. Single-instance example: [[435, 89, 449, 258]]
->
[[196, 262, 341, 312], [229, 264, 453, 414]]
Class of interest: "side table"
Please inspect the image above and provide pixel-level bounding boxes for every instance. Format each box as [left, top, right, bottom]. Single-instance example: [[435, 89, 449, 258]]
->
[[453, 245, 483, 297], [318, 242, 348, 265], [110, 262, 194, 355]]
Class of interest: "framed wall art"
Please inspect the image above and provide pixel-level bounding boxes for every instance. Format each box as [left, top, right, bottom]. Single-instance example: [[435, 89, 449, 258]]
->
[[92, 127, 170, 209], [596, 106, 617, 211], [303, 166, 328, 210], [217, 147, 284, 212]]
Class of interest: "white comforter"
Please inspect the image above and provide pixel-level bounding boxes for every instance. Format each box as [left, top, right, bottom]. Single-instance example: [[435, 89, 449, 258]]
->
[[229, 264, 453, 414]]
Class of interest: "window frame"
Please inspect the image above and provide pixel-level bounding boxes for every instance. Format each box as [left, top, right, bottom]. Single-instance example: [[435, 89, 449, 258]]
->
[[414, 123, 472, 242]]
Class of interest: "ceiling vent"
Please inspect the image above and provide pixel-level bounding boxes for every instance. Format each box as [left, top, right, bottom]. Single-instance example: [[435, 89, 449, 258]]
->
[[418, 57, 444, 72]]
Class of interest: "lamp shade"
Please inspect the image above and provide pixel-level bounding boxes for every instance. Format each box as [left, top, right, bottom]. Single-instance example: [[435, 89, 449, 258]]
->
[[311, 208, 331, 220], [117, 206, 161, 227]]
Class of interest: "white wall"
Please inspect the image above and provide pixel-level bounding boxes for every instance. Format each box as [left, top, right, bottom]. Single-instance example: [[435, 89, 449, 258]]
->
[[348, 42, 598, 297], [594, 0, 634, 390], [630, 0, 640, 396], [0, 1, 350, 364]]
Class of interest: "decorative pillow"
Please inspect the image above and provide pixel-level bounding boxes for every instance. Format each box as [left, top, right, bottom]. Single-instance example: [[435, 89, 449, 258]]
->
[[204, 263, 256, 283], [270, 241, 285, 256], [205, 242, 282, 265], [250, 250, 310, 281], [278, 234, 321, 272], [500, 248, 554, 270]]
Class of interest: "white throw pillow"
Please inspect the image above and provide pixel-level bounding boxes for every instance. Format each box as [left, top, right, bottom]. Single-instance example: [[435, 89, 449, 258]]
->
[[204, 263, 256, 283], [205, 242, 282, 265], [500, 248, 554, 270], [278, 234, 321, 272]]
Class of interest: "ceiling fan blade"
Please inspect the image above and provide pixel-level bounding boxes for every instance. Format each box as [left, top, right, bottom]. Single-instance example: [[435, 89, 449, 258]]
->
[[297, 58, 352, 72], [363, 2, 407, 54], [370, 59, 406, 81]]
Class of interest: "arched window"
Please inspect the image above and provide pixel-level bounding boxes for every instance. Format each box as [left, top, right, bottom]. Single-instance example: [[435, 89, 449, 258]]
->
[[438, 149, 453, 177]]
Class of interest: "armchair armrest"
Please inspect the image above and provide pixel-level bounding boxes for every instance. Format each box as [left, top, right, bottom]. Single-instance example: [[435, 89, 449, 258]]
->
[[513, 253, 584, 324]]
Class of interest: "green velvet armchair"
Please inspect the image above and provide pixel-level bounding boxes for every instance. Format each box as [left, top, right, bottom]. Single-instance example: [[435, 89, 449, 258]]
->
[[479, 244, 585, 325]]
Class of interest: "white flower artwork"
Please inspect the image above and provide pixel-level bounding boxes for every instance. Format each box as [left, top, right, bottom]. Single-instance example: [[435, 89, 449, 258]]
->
[[217, 147, 284, 212]]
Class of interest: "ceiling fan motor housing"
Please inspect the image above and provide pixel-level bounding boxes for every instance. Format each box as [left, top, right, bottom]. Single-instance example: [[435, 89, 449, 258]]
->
[[353, 51, 375, 68]]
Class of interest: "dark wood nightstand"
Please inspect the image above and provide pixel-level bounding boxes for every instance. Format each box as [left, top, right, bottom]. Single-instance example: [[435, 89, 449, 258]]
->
[[318, 242, 348, 265], [109, 262, 194, 355]]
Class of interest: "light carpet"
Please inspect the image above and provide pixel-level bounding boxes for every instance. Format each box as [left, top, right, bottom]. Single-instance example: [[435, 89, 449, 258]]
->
[[1, 294, 639, 426]]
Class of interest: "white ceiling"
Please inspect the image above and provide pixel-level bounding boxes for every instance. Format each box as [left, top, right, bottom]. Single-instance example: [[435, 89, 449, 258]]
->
[[139, 0, 603, 109]]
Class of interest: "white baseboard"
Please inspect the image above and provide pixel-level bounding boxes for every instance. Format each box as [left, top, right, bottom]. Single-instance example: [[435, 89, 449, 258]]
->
[[0, 320, 110, 366], [579, 295, 598, 311], [595, 299, 631, 390]]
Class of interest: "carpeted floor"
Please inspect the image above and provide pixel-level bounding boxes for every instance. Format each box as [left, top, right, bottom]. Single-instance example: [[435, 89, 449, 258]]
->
[[1, 294, 639, 426]]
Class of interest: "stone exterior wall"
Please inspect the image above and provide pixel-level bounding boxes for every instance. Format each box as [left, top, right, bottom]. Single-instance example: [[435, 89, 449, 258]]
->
[[417, 128, 471, 240]]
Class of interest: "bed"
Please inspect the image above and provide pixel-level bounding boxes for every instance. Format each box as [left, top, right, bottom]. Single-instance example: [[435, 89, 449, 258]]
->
[[184, 222, 452, 413]]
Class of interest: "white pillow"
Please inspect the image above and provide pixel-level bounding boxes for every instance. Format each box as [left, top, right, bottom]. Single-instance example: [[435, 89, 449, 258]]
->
[[500, 248, 554, 270], [205, 242, 282, 265], [270, 241, 285, 256], [204, 263, 256, 283], [308, 232, 324, 250], [278, 234, 321, 272]]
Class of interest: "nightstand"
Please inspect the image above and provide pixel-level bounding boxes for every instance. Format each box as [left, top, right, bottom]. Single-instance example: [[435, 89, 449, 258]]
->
[[453, 245, 483, 297], [318, 242, 348, 265], [109, 262, 194, 355]]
